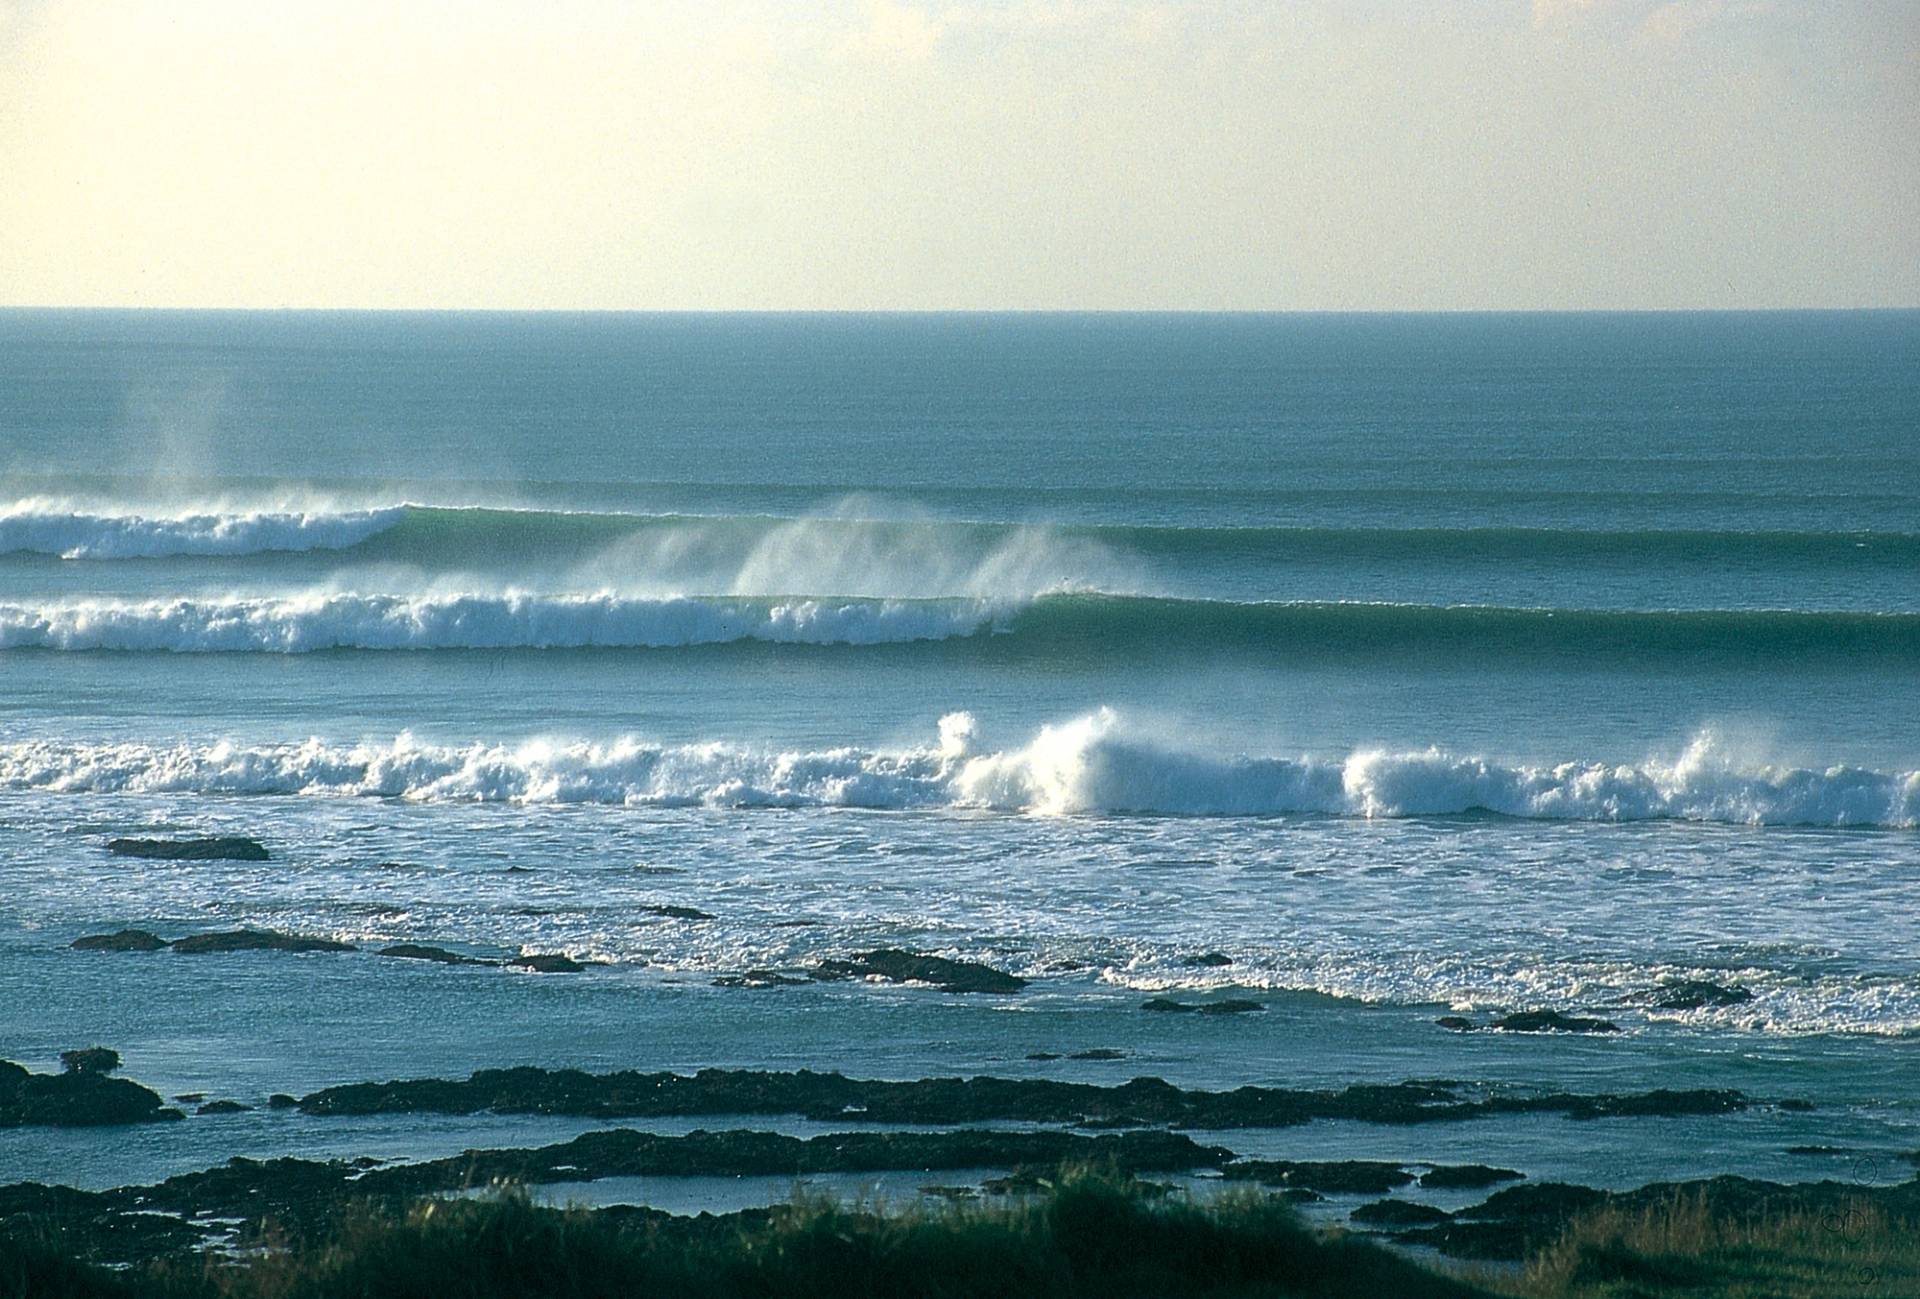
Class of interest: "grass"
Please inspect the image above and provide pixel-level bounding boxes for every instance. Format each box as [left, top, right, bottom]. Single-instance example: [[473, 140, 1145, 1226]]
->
[[8, 1171, 1917, 1299], [1503, 1190, 1920, 1299], [0, 1169, 1484, 1299]]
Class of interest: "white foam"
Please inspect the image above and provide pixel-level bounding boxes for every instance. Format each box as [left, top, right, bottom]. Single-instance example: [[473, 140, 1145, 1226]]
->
[[0, 592, 1004, 651], [0, 501, 408, 560], [2, 710, 1914, 827]]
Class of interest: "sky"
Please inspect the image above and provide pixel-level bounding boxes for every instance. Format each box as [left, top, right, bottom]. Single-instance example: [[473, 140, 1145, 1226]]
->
[[0, 0, 1915, 310]]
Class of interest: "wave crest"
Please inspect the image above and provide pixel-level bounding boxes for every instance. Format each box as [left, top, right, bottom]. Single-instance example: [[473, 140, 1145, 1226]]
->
[[0, 502, 407, 560], [4, 711, 1914, 827], [0, 592, 1002, 651]]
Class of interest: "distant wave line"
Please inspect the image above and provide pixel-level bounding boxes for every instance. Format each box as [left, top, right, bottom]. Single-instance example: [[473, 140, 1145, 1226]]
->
[[2, 591, 1918, 658]]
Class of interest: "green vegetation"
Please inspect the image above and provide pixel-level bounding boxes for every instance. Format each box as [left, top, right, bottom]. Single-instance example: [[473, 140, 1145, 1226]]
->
[[1508, 1192, 1920, 1299], [2, 1171, 1479, 1299], [6, 1171, 1916, 1299]]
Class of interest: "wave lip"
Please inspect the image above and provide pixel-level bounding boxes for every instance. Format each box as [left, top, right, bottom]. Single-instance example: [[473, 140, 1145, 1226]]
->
[[0, 503, 408, 560], [7, 591, 1920, 660], [0, 592, 1005, 652], [3, 712, 1915, 828]]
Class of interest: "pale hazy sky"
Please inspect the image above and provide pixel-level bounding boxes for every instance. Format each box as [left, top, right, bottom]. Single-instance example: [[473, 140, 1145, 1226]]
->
[[1, 0, 1915, 310]]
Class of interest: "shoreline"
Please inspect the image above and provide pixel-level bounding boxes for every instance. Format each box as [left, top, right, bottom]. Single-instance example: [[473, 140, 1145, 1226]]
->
[[8, 1055, 1916, 1285]]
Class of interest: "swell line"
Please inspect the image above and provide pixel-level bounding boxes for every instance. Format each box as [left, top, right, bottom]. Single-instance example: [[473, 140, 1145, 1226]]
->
[[2, 592, 1917, 659]]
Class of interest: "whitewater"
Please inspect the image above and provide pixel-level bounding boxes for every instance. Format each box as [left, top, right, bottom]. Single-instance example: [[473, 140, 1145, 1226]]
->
[[3, 712, 1914, 827], [0, 501, 408, 560]]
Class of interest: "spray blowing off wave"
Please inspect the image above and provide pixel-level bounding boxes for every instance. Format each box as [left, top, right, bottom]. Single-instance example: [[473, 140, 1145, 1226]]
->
[[5, 591, 1920, 658], [4, 710, 1914, 826], [0, 502, 407, 560], [0, 592, 1004, 651]]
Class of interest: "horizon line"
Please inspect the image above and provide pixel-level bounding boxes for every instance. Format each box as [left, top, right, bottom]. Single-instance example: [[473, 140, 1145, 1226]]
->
[[3, 304, 1918, 316]]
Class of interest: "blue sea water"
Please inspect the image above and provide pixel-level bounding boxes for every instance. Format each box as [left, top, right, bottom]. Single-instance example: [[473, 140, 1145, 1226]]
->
[[2, 310, 1917, 1200]]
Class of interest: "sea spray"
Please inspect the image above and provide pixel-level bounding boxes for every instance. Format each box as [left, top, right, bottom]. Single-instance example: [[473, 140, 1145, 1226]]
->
[[3, 712, 1914, 827], [0, 502, 408, 560]]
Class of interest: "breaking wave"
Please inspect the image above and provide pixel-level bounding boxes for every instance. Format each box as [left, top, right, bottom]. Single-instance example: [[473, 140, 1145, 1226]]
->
[[0, 502, 407, 560], [0, 592, 1002, 651], [4, 710, 1914, 826], [3, 590, 1917, 659]]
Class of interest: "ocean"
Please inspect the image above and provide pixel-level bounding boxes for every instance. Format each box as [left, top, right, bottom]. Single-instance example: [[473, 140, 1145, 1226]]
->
[[3, 309, 1917, 1210]]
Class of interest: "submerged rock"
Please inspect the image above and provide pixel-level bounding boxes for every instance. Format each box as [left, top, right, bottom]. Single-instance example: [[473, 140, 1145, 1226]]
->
[[1490, 1010, 1621, 1035], [0, 1058, 181, 1127], [506, 954, 587, 973], [195, 1100, 251, 1115], [642, 904, 715, 921], [70, 929, 168, 952], [712, 969, 808, 989], [59, 1048, 121, 1076], [1221, 1160, 1414, 1194], [1180, 952, 1235, 968], [106, 837, 269, 861], [1419, 1164, 1524, 1189], [170, 930, 356, 955], [812, 949, 1026, 994], [1070, 1049, 1127, 1061], [1140, 998, 1266, 1015], [1444, 1010, 1620, 1034], [376, 944, 497, 966]]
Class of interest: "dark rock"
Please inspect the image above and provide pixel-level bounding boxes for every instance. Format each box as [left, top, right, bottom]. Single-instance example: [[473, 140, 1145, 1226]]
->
[[642, 904, 715, 921], [353, 1126, 1230, 1198], [1435, 1016, 1478, 1031], [1351, 1198, 1452, 1227], [1489, 1010, 1621, 1035], [505, 865, 535, 873], [1070, 1049, 1126, 1061], [1140, 998, 1265, 1014], [1180, 952, 1235, 968], [293, 1065, 1749, 1131], [712, 969, 808, 989], [267, 1094, 298, 1109], [1649, 980, 1754, 1010], [812, 949, 1026, 994], [106, 836, 269, 861], [174, 1094, 205, 1103], [1025, 1052, 1062, 1061], [0, 1058, 181, 1127], [195, 1100, 251, 1115], [376, 944, 496, 966], [1419, 1164, 1524, 1189], [59, 1048, 120, 1076], [1222, 1160, 1415, 1194], [1778, 1098, 1816, 1112], [170, 929, 355, 955], [506, 953, 586, 973], [70, 929, 168, 952], [1044, 958, 1087, 971], [1786, 1145, 1850, 1155]]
